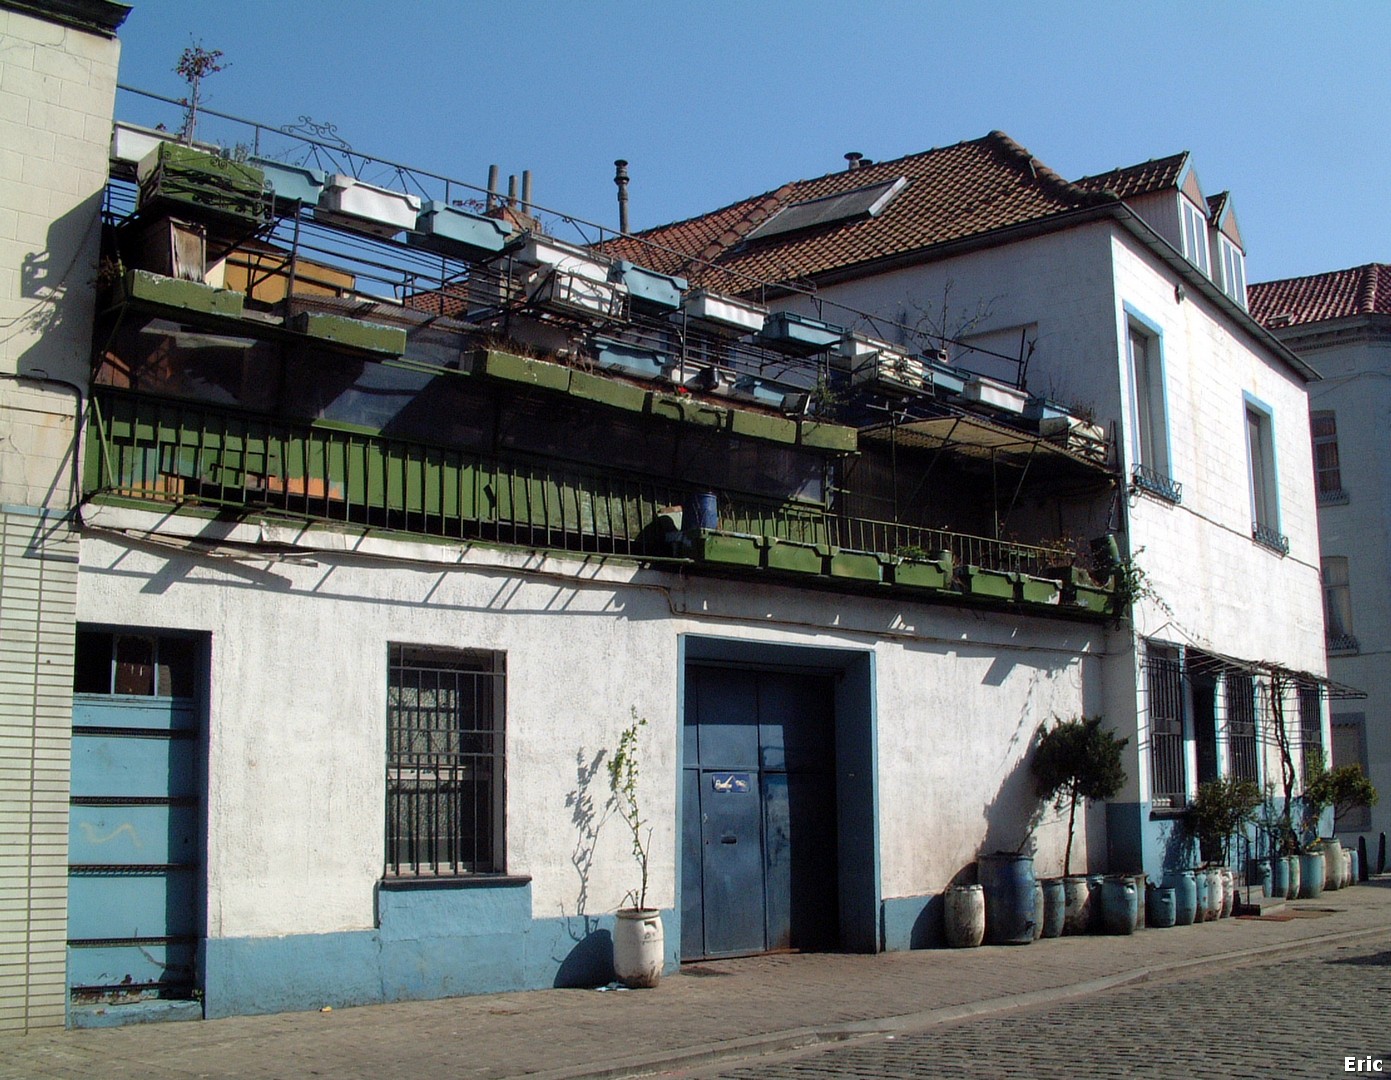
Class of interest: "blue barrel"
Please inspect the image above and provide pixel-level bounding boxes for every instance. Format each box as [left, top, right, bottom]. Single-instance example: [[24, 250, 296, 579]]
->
[[1298, 852, 1324, 898], [1349, 847, 1359, 885], [1146, 884, 1177, 928], [684, 492, 719, 533], [1038, 877, 1065, 938], [1100, 876, 1137, 935], [1086, 874, 1105, 933], [977, 853, 1037, 945], [1253, 858, 1273, 899], [1269, 856, 1289, 899], [1164, 869, 1196, 926]]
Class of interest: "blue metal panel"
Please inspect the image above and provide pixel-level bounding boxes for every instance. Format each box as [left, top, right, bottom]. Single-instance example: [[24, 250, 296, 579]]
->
[[692, 666, 760, 769], [70, 732, 197, 800], [68, 941, 196, 991], [69, 804, 198, 865], [69, 870, 199, 940], [759, 673, 834, 772], [680, 768, 704, 959], [699, 768, 765, 957], [68, 690, 202, 1007]]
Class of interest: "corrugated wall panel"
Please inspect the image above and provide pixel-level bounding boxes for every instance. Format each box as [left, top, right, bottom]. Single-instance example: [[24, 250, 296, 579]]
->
[[0, 507, 78, 1033]]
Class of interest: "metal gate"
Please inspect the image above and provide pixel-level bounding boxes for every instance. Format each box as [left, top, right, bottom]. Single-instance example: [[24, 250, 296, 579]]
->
[[68, 631, 202, 1009], [681, 665, 838, 960]]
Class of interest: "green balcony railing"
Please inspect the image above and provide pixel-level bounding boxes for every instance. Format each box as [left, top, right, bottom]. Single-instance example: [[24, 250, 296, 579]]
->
[[85, 389, 825, 557], [84, 390, 1100, 613]]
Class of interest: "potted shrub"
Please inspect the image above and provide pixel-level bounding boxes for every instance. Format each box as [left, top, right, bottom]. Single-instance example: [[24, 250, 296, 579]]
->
[[1305, 761, 1379, 834], [607, 708, 663, 988], [1187, 777, 1262, 868], [1031, 715, 1128, 879]]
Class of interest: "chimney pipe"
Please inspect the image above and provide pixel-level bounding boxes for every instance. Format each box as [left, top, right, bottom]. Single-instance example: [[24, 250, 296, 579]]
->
[[521, 170, 533, 215], [507, 174, 518, 209], [845, 151, 863, 172], [614, 159, 630, 235], [486, 164, 500, 211]]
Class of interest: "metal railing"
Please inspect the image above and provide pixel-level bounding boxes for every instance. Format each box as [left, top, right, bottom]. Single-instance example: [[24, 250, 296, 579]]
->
[[1131, 464, 1182, 504], [87, 389, 821, 557], [87, 389, 1078, 579]]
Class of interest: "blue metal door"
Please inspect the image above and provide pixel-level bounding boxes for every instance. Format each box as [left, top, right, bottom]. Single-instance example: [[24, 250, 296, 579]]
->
[[682, 665, 838, 960], [68, 631, 202, 1009]]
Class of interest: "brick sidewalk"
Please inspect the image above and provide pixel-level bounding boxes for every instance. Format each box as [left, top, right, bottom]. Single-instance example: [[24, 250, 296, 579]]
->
[[4, 879, 1390, 1080]]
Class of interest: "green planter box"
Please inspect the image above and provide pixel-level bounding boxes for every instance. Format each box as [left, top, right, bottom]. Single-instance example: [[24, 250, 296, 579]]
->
[[763, 537, 828, 575], [961, 565, 1014, 600], [827, 548, 883, 583], [568, 370, 649, 413], [1071, 582, 1114, 614], [121, 269, 244, 318], [137, 142, 269, 224], [293, 312, 406, 355], [482, 350, 572, 391], [729, 409, 798, 445], [798, 420, 857, 453], [1016, 574, 1061, 606], [690, 530, 762, 569], [889, 556, 952, 591]]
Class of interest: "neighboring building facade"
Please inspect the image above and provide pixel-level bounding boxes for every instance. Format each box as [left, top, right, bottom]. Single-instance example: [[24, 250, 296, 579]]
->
[[0, 14, 1337, 1031], [1250, 264, 1391, 854], [0, 0, 127, 1034], [623, 136, 1334, 882]]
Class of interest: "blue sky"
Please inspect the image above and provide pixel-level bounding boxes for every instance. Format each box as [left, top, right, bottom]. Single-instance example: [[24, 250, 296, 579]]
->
[[112, 0, 1388, 284]]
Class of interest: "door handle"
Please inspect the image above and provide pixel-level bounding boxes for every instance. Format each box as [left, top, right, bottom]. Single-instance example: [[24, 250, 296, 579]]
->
[[720, 834, 738, 844]]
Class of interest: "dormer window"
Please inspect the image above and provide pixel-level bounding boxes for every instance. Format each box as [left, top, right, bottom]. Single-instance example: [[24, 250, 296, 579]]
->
[[1180, 198, 1210, 276], [1218, 235, 1246, 307]]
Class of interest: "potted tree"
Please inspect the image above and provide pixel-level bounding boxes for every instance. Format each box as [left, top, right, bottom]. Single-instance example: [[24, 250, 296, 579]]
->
[[607, 708, 663, 988], [1031, 715, 1128, 933], [1188, 777, 1262, 867]]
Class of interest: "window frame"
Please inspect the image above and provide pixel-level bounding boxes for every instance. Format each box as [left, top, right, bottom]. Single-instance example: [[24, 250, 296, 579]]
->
[[1310, 410, 1346, 504], [1330, 714, 1372, 832], [1218, 235, 1246, 307], [1244, 394, 1287, 553], [1181, 197, 1211, 276], [1321, 555, 1357, 653], [1124, 305, 1180, 503], [384, 644, 507, 879], [1223, 672, 1260, 784], [1145, 641, 1188, 809]]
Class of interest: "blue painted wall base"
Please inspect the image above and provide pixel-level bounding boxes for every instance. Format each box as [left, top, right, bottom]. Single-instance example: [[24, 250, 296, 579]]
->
[[201, 881, 677, 1018], [881, 894, 944, 950]]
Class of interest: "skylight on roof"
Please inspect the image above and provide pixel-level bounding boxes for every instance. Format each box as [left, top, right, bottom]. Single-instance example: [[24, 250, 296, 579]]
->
[[746, 177, 909, 241]]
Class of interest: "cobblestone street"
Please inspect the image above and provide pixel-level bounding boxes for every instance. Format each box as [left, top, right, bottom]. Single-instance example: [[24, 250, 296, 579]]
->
[[2, 883, 1389, 1080], [700, 936, 1391, 1079]]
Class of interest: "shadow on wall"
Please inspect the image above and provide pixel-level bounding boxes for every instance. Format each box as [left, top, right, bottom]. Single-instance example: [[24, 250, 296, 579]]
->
[[555, 747, 615, 987], [15, 193, 104, 383]]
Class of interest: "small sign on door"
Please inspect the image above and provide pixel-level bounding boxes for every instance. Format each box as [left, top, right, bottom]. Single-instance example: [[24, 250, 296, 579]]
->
[[711, 772, 751, 793]]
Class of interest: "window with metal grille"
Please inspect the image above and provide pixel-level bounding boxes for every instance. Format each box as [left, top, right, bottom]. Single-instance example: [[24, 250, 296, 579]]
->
[[1311, 411, 1346, 503], [1322, 556, 1357, 652], [1146, 646, 1187, 807], [1331, 715, 1372, 832], [1224, 672, 1259, 782], [386, 645, 505, 877], [1298, 680, 1324, 783]]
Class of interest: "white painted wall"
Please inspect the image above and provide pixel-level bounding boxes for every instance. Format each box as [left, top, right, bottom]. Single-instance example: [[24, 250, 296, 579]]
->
[[778, 218, 1327, 814], [78, 506, 1105, 941], [1290, 327, 1391, 849]]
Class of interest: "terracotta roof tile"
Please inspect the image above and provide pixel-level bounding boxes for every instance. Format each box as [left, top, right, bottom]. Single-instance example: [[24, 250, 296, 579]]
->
[[1248, 264, 1391, 328], [603, 132, 1113, 294], [1072, 152, 1188, 199]]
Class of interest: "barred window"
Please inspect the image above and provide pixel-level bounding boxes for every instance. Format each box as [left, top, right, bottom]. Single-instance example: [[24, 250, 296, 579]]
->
[[1146, 645, 1187, 807], [1298, 681, 1324, 783], [386, 645, 505, 877], [1224, 672, 1259, 783]]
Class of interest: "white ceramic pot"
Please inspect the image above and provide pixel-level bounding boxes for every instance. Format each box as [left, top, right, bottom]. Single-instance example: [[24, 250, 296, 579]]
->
[[944, 885, 985, 948], [613, 908, 664, 988]]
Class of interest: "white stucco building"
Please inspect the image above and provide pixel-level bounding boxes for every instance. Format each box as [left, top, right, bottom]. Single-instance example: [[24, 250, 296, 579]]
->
[[0, 8, 1341, 1030], [1250, 264, 1391, 862]]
